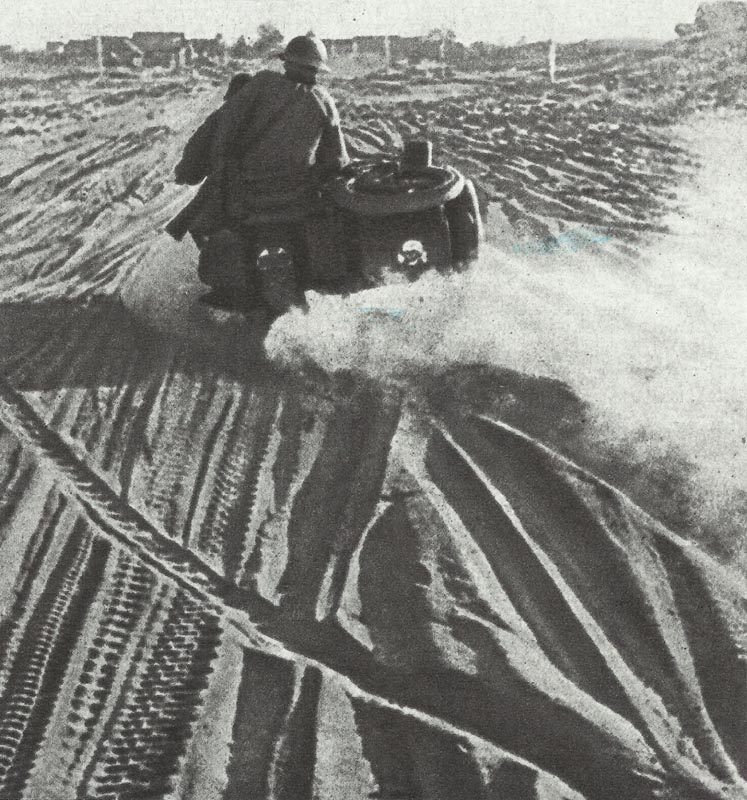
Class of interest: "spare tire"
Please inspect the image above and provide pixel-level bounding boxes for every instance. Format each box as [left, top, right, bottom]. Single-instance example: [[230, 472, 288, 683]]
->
[[327, 162, 465, 217]]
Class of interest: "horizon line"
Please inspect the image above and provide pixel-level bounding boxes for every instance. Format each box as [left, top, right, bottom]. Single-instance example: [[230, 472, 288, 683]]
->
[[3, 29, 671, 51]]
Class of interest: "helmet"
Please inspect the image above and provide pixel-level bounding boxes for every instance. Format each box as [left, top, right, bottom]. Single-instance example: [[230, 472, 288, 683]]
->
[[278, 35, 330, 72]]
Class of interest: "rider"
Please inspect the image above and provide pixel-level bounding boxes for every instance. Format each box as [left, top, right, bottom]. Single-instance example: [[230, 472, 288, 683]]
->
[[169, 34, 350, 311]]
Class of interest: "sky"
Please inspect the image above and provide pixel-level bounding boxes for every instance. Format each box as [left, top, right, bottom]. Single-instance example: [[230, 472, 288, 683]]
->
[[2, 0, 700, 50]]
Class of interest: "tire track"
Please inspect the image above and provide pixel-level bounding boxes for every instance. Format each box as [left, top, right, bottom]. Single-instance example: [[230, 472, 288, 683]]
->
[[0, 375, 233, 605], [0, 373, 646, 800], [449, 412, 744, 785], [0, 527, 109, 799], [61, 554, 158, 786], [0, 492, 67, 700], [83, 592, 221, 800], [73, 581, 171, 800]]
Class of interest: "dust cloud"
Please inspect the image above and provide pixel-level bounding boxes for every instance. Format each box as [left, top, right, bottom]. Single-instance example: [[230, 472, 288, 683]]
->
[[266, 117, 746, 533]]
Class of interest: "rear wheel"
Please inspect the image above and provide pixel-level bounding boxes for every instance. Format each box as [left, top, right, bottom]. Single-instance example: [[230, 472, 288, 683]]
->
[[445, 180, 483, 266], [255, 247, 308, 314], [250, 223, 308, 314]]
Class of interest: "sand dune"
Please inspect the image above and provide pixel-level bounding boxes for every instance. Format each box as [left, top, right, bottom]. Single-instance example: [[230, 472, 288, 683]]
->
[[0, 53, 745, 800]]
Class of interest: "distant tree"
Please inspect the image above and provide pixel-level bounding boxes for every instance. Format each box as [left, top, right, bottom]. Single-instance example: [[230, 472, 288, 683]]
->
[[230, 35, 252, 59], [468, 40, 490, 58], [466, 39, 504, 67], [426, 28, 457, 42], [254, 23, 284, 56]]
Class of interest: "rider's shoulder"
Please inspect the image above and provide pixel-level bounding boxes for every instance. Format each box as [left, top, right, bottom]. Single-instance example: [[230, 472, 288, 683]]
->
[[222, 70, 281, 109], [236, 69, 281, 92], [253, 69, 284, 83], [232, 69, 282, 93]]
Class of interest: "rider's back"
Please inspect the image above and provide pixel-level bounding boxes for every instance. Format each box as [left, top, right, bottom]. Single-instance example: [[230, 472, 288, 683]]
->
[[214, 70, 348, 220]]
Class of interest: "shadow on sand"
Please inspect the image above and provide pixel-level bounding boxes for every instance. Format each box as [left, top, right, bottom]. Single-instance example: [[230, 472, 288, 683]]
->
[[0, 296, 282, 393]]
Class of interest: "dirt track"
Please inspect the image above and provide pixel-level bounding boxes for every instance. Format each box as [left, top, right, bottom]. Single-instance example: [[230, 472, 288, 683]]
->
[[0, 60, 745, 800]]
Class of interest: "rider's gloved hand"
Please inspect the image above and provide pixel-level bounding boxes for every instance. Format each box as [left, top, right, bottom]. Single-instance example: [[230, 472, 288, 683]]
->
[[174, 164, 189, 185], [174, 159, 207, 186], [315, 161, 357, 183]]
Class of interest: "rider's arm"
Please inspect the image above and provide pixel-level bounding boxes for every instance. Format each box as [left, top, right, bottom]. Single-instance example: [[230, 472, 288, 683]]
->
[[174, 110, 220, 185], [314, 103, 351, 179]]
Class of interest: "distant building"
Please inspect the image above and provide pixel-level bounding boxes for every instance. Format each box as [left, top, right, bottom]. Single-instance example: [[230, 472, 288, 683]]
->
[[353, 35, 388, 56], [100, 36, 142, 67], [61, 36, 142, 67], [389, 35, 444, 63], [56, 31, 227, 70], [324, 38, 356, 57], [325, 34, 462, 66], [63, 38, 98, 62], [188, 34, 226, 65], [132, 31, 187, 68], [389, 35, 420, 62]]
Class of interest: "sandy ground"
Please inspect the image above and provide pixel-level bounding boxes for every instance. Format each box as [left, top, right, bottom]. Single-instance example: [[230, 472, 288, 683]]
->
[[0, 66, 744, 800]]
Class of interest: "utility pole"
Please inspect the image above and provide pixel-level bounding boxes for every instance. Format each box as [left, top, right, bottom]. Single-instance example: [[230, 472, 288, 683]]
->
[[548, 6, 557, 85], [549, 39, 556, 84], [96, 35, 104, 78]]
